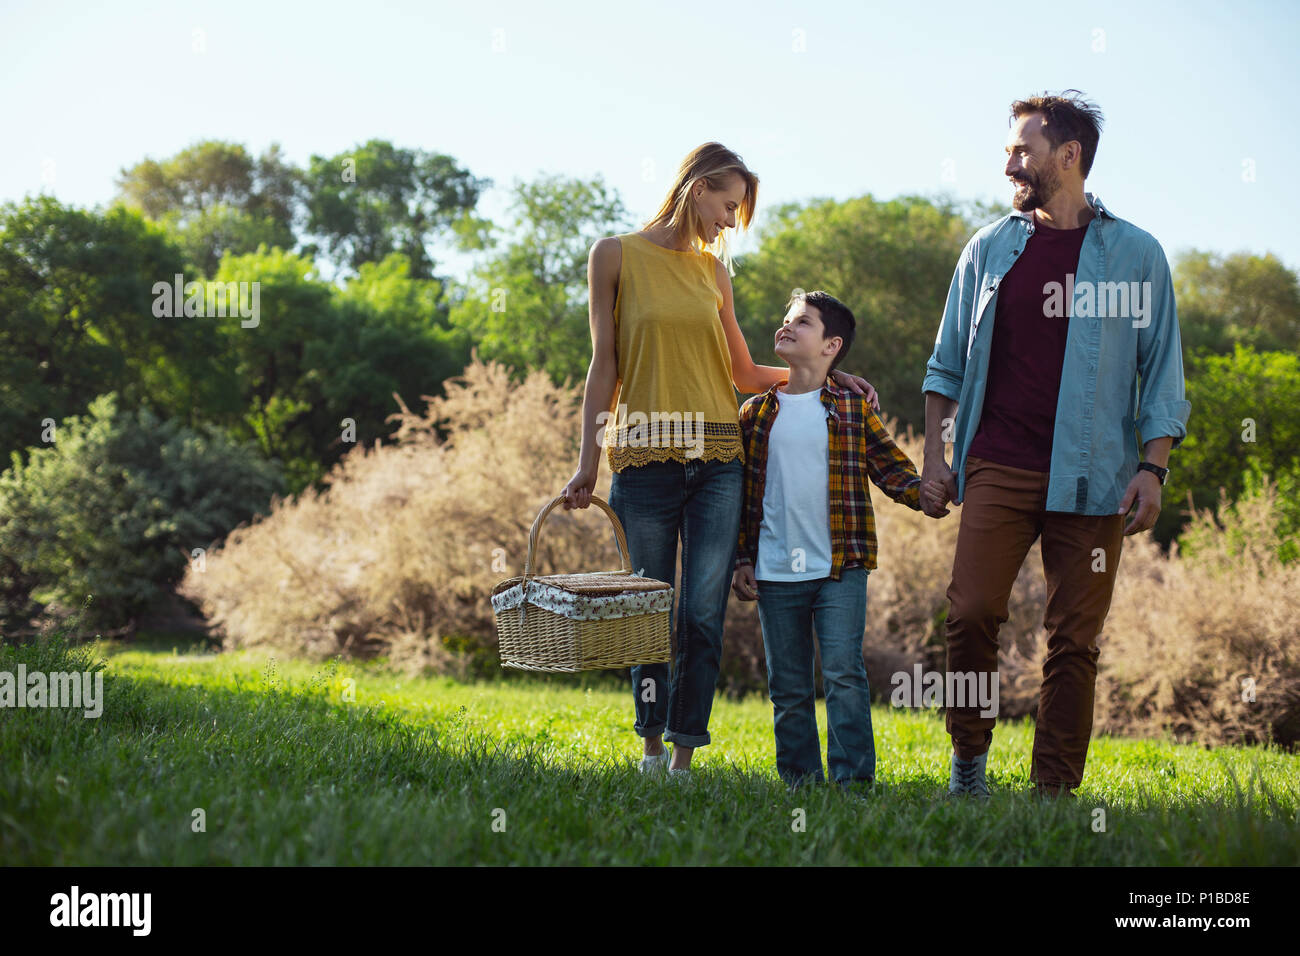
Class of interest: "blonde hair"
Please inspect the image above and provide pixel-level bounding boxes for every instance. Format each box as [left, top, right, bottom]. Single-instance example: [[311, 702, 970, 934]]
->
[[642, 142, 758, 275]]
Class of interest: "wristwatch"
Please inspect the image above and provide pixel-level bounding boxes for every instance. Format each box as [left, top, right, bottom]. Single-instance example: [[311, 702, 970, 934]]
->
[[1137, 462, 1169, 485]]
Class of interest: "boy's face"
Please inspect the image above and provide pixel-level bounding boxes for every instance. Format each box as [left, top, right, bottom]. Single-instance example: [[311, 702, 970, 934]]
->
[[774, 301, 840, 369]]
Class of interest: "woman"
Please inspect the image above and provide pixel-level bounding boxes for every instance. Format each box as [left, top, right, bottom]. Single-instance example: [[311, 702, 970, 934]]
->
[[560, 143, 878, 775]]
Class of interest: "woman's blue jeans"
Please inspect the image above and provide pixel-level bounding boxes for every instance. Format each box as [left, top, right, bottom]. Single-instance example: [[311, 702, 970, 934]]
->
[[608, 457, 743, 748], [754, 566, 875, 787]]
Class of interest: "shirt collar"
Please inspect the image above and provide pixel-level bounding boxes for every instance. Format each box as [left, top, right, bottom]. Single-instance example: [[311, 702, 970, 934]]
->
[[1009, 191, 1115, 227], [764, 375, 842, 421]]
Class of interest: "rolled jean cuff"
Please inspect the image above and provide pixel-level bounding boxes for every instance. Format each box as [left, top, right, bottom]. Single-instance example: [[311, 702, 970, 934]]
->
[[635, 721, 667, 739], [664, 728, 710, 748]]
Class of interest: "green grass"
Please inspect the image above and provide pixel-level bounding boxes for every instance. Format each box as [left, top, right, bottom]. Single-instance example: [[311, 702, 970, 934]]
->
[[2, 631, 1297, 865]]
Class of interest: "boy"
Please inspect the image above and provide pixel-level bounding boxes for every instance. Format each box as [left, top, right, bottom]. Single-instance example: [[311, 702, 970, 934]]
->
[[732, 290, 932, 792]]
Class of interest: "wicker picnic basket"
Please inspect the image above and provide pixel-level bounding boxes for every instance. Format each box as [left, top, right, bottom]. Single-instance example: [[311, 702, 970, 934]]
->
[[490, 494, 673, 672]]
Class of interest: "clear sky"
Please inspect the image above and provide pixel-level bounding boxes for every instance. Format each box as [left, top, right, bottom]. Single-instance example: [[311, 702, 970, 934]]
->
[[3, 0, 1298, 275]]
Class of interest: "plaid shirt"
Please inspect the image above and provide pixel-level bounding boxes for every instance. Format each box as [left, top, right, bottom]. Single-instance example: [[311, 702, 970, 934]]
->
[[736, 377, 922, 580]]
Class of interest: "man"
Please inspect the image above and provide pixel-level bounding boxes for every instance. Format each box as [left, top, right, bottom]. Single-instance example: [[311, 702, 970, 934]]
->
[[921, 91, 1191, 798]]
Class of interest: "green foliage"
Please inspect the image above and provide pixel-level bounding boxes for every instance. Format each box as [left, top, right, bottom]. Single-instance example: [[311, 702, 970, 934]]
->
[[160, 203, 295, 278], [1174, 249, 1300, 355], [314, 253, 472, 450], [731, 194, 978, 425], [0, 393, 283, 632], [0, 213, 474, 502], [0, 196, 243, 471], [1180, 461, 1300, 567], [1248, 462, 1300, 565], [302, 140, 489, 279], [448, 174, 631, 385], [1160, 345, 1300, 542], [115, 140, 301, 277], [195, 248, 472, 493], [208, 247, 336, 491]]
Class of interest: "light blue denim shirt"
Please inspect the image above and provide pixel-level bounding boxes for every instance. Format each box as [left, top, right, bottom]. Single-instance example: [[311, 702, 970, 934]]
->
[[922, 193, 1192, 514]]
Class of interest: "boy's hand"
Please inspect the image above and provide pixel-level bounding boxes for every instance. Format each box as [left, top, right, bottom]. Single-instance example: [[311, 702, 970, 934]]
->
[[731, 564, 759, 601]]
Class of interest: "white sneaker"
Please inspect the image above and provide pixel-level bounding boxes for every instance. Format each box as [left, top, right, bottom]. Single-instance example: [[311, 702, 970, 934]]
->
[[639, 745, 669, 775]]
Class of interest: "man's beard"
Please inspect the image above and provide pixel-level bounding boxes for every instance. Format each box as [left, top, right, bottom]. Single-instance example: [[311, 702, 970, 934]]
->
[[1011, 166, 1061, 211]]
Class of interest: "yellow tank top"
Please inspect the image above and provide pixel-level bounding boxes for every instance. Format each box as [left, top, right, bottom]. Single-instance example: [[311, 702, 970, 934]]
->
[[606, 233, 744, 472]]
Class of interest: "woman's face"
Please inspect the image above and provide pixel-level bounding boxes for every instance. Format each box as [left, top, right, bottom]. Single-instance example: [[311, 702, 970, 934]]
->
[[693, 173, 746, 243]]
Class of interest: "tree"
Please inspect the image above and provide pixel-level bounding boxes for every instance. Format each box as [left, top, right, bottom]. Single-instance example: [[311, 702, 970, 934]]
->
[[302, 140, 489, 279], [209, 247, 337, 491], [115, 140, 301, 277], [1174, 250, 1300, 356], [731, 194, 978, 428], [314, 253, 472, 454], [1159, 345, 1300, 543], [449, 173, 631, 385], [0, 196, 241, 469], [211, 249, 472, 494], [0, 393, 283, 633]]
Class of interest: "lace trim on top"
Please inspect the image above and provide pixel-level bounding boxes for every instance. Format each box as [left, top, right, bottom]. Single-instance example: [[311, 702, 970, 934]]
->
[[606, 421, 743, 471]]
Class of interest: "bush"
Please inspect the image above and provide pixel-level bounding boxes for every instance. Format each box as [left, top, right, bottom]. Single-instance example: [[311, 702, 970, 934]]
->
[[1094, 476, 1300, 747], [1160, 345, 1300, 544], [180, 356, 613, 675], [0, 392, 283, 634]]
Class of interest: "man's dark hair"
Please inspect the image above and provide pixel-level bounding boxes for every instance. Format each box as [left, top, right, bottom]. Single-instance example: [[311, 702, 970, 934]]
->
[[787, 289, 856, 372], [1010, 90, 1105, 178]]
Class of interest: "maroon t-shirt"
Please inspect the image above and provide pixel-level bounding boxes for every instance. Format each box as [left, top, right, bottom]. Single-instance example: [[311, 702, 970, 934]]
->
[[968, 216, 1090, 473]]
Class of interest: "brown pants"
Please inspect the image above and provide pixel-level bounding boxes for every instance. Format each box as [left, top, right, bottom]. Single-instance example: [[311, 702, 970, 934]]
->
[[944, 456, 1125, 791]]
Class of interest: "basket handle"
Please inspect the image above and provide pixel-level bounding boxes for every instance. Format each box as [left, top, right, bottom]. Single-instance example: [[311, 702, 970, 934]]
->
[[523, 494, 633, 578]]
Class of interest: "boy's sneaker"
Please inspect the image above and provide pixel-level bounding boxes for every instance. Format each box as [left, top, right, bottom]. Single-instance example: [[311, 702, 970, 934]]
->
[[837, 778, 877, 802], [639, 745, 669, 775], [948, 751, 990, 798]]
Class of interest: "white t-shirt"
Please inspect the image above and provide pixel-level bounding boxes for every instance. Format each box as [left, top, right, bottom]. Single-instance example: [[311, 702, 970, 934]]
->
[[756, 387, 832, 581]]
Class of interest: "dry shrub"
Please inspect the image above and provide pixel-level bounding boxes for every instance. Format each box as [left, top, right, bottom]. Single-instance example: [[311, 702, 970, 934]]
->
[[1093, 480, 1300, 747], [181, 363, 1299, 746], [180, 356, 625, 677]]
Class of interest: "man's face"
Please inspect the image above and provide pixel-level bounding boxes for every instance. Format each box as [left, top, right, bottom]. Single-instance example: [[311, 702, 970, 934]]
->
[[1004, 113, 1064, 212]]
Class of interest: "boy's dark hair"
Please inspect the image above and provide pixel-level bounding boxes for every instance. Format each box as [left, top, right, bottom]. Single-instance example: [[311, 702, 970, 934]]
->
[[787, 289, 856, 372], [1010, 90, 1105, 178]]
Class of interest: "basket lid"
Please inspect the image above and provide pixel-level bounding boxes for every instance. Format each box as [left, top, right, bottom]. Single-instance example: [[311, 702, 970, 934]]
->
[[491, 571, 674, 619], [491, 569, 670, 598]]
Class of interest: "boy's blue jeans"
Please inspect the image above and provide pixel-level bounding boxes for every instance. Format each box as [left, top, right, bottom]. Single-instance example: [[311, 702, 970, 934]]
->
[[608, 457, 743, 748], [754, 565, 875, 787]]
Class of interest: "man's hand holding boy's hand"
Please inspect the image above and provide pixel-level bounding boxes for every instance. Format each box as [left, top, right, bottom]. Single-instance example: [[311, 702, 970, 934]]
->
[[920, 458, 957, 518], [921, 479, 951, 517], [731, 564, 759, 601]]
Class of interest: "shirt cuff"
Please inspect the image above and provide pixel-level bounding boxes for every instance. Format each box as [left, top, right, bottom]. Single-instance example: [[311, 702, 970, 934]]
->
[[1137, 400, 1192, 449], [922, 369, 962, 401]]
